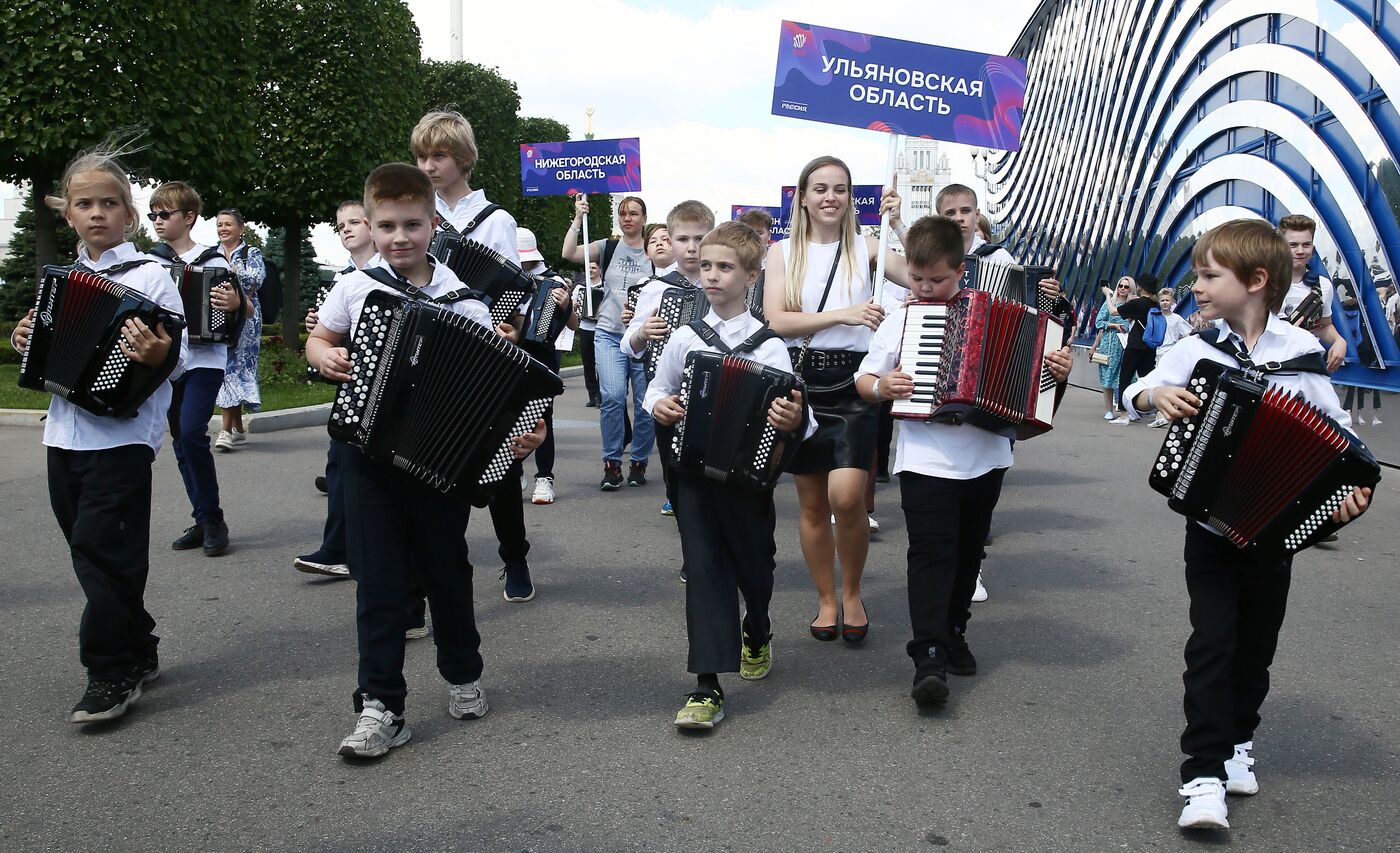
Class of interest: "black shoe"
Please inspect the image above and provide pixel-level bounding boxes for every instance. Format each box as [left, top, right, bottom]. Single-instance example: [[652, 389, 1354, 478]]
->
[[627, 461, 647, 487], [946, 630, 977, 676], [680, 565, 688, 583], [586, 397, 599, 408], [314, 476, 328, 494], [171, 525, 204, 551], [600, 461, 623, 491], [202, 521, 229, 557], [911, 652, 950, 706], [841, 600, 870, 644], [876, 472, 890, 483], [501, 562, 535, 602], [69, 673, 142, 724]]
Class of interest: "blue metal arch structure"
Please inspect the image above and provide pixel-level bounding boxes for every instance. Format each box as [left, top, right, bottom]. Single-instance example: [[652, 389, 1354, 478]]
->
[[991, 0, 1400, 390]]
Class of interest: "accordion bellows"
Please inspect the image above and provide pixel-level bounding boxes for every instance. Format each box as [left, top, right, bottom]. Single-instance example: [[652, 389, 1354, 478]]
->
[[328, 290, 562, 504], [892, 289, 1061, 439], [428, 231, 537, 326], [961, 256, 1058, 313], [19, 266, 185, 417], [174, 264, 238, 343], [672, 351, 802, 491], [1148, 360, 1381, 554]]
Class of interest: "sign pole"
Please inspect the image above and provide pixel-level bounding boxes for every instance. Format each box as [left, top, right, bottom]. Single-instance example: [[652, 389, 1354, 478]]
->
[[581, 199, 593, 316], [872, 132, 900, 298]]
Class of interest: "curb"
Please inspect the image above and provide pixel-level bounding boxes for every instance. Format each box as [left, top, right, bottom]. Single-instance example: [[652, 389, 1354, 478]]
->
[[0, 364, 588, 432]]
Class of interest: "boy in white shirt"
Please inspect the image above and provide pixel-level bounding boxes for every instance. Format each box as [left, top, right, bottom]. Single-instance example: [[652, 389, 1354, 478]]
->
[[646, 222, 811, 729], [1277, 214, 1346, 371], [1146, 287, 1194, 427], [854, 217, 1071, 707], [1123, 219, 1370, 832]]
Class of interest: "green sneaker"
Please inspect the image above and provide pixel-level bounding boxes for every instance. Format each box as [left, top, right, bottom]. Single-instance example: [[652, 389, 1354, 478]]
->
[[673, 690, 724, 729], [739, 636, 772, 681]]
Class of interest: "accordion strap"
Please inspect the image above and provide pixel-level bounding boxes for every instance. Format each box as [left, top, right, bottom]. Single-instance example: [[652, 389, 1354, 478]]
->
[[688, 319, 778, 355], [363, 266, 481, 305], [971, 241, 1004, 258], [1198, 328, 1329, 375], [75, 258, 159, 276], [437, 204, 504, 237]]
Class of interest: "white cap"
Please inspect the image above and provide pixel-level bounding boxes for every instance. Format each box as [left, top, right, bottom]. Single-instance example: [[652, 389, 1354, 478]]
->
[[516, 227, 545, 264]]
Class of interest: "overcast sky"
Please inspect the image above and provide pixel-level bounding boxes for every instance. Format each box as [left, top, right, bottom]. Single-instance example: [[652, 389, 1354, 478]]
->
[[177, 1, 1038, 265]]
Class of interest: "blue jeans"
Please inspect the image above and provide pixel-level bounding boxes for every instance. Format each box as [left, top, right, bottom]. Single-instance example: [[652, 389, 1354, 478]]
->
[[594, 328, 654, 464], [167, 367, 224, 525]]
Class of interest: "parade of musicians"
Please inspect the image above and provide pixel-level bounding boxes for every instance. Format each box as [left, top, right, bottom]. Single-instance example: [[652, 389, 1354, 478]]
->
[[2, 1, 1398, 850]]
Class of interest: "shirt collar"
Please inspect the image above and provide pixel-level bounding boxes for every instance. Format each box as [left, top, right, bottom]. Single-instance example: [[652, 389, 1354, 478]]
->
[[970, 234, 986, 253], [436, 189, 484, 216], [702, 309, 757, 337], [1216, 312, 1291, 345], [370, 253, 448, 288], [82, 241, 138, 269]]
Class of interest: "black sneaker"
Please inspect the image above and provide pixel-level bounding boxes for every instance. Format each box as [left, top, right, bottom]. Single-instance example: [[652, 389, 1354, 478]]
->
[[202, 521, 229, 557], [314, 476, 328, 494], [946, 630, 977, 676], [132, 655, 161, 686], [501, 562, 535, 602], [69, 673, 142, 724], [911, 651, 950, 706], [600, 461, 623, 491], [171, 525, 204, 551], [627, 461, 647, 486], [585, 397, 599, 408]]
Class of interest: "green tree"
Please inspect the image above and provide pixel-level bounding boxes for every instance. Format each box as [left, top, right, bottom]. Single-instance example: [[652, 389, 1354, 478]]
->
[[239, 0, 421, 343], [0, 3, 257, 283], [263, 226, 320, 314], [0, 195, 78, 320], [420, 61, 521, 213]]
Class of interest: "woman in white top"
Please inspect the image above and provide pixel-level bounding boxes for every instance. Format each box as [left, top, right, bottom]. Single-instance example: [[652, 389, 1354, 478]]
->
[[763, 155, 909, 644]]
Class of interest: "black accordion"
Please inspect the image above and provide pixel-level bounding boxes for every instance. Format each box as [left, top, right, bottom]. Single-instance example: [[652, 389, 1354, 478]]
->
[[746, 272, 766, 321], [327, 290, 563, 505], [961, 256, 1057, 314], [645, 286, 710, 379], [522, 277, 570, 345], [428, 231, 536, 326], [170, 263, 238, 343], [19, 265, 185, 417], [1149, 360, 1381, 554], [1286, 288, 1325, 330], [306, 281, 338, 384], [672, 351, 803, 491]]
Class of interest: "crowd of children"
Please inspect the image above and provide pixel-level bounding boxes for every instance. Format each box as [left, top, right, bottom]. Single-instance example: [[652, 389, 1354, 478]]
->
[[9, 112, 1375, 834]]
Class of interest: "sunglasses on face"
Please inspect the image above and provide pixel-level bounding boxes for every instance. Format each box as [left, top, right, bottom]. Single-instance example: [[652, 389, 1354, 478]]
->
[[147, 209, 187, 221]]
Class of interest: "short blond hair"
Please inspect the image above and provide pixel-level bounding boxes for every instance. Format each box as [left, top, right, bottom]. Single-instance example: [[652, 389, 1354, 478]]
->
[[1192, 219, 1292, 313], [701, 221, 764, 273], [45, 142, 141, 240], [150, 181, 202, 218], [410, 110, 479, 177]]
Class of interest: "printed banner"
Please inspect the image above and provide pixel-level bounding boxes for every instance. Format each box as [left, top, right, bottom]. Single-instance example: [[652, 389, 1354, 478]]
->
[[731, 205, 785, 242], [519, 137, 642, 196], [771, 20, 1026, 151], [781, 184, 885, 226]]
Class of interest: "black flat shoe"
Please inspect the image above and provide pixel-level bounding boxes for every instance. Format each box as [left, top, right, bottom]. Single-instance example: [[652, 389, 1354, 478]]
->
[[810, 614, 838, 642], [841, 602, 870, 644]]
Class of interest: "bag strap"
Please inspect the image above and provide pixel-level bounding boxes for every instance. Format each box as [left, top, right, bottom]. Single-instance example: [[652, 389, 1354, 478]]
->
[[1198, 328, 1329, 375], [601, 238, 620, 278], [794, 241, 844, 373]]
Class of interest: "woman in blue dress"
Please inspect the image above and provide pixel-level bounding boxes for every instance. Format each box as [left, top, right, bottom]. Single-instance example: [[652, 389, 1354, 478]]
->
[[1093, 277, 1132, 421], [214, 208, 265, 450]]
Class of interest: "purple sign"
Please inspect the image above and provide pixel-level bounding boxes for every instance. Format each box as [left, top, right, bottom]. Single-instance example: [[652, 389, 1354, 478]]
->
[[780, 184, 884, 226], [771, 20, 1026, 151], [520, 137, 642, 196]]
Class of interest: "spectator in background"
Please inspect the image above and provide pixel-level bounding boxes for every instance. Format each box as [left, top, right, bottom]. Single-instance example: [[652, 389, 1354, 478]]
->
[[1147, 287, 1193, 427], [214, 208, 265, 450], [1092, 277, 1133, 420], [977, 214, 992, 243], [1111, 272, 1161, 425]]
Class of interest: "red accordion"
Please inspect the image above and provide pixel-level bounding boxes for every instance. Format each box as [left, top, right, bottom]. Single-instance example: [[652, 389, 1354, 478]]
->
[[891, 289, 1061, 439]]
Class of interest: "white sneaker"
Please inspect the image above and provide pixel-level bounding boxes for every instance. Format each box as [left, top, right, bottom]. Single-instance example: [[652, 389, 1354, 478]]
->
[[405, 619, 429, 640], [214, 430, 234, 451], [1177, 777, 1229, 829], [230, 428, 248, 445], [1103, 411, 1116, 421], [448, 680, 489, 720], [1370, 416, 1382, 426], [971, 572, 989, 603], [1109, 416, 1130, 425], [531, 476, 555, 505], [337, 698, 411, 758], [1225, 742, 1258, 795], [293, 556, 350, 577], [1355, 415, 1367, 425], [868, 515, 879, 533], [1149, 415, 1169, 428]]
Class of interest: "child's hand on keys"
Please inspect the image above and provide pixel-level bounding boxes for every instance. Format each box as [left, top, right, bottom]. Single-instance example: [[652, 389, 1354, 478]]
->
[[768, 389, 805, 432], [1331, 486, 1372, 523], [652, 394, 685, 426], [1153, 385, 1200, 421], [120, 317, 172, 367], [12, 309, 34, 353], [876, 371, 915, 400], [510, 419, 547, 459], [319, 346, 352, 382]]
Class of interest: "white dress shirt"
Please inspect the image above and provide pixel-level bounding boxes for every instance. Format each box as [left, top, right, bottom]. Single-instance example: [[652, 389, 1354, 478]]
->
[[41, 242, 189, 454], [969, 234, 1017, 265], [436, 190, 520, 265], [643, 309, 817, 442], [622, 271, 699, 357], [856, 304, 1014, 480], [318, 255, 492, 339], [164, 243, 231, 372], [1124, 313, 1351, 431]]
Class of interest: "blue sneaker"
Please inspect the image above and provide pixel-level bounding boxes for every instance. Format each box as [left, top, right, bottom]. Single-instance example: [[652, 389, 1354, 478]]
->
[[660, 500, 674, 516], [501, 563, 535, 602]]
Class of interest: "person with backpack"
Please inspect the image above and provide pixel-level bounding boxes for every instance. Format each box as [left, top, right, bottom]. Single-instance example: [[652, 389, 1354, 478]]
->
[[1110, 272, 1161, 425], [561, 194, 654, 490]]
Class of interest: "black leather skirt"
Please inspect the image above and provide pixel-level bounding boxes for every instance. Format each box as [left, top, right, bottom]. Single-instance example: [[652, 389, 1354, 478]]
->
[[787, 351, 877, 475]]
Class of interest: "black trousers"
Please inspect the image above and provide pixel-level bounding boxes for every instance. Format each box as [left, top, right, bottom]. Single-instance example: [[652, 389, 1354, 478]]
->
[[47, 444, 157, 680], [876, 400, 895, 475], [520, 341, 560, 479], [342, 448, 482, 716], [1117, 347, 1156, 397], [1180, 523, 1292, 783], [317, 439, 349, 564], [655, 422, 680, 508], [900, 468, 1006, 661], [676, 475, 776, 674], [578, 328, 600, 402]]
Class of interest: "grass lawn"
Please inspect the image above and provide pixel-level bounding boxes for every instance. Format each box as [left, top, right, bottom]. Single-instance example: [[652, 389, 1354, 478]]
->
[[2, 345, 584, 411]]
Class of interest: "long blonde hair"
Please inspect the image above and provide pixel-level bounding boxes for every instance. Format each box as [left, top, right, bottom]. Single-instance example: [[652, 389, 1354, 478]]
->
[[45, 133, 144, 241], [784, 155, 864, 311]]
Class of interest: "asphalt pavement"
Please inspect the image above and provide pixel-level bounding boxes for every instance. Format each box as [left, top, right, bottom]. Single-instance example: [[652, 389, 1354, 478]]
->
[[1, 382, 1396, 852]]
